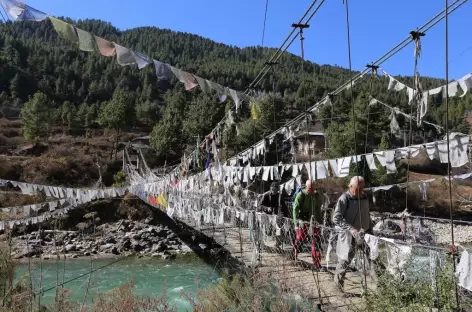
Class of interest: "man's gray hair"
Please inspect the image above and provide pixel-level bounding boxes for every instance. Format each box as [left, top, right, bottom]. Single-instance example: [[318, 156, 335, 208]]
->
[[305, 179, 316, 187], [349, 176, 365, 187]]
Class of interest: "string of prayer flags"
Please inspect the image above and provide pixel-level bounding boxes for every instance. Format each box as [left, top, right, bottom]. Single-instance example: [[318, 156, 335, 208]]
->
[[1, 0, 256, 174], [8, 0, 249, 105], [383, 69, 472, 126], [371, 97, 443, 132]]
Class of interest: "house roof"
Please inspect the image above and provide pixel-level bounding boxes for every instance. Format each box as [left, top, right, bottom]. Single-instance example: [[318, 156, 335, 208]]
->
[[294, 131, 325, 138], [132, 136, 150, 141]]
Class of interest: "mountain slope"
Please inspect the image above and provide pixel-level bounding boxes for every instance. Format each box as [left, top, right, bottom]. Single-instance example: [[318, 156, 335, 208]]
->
[[0, 18, 468, 162]]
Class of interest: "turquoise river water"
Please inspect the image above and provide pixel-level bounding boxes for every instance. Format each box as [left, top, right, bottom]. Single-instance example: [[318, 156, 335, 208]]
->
[[16, 256, 221, 311]]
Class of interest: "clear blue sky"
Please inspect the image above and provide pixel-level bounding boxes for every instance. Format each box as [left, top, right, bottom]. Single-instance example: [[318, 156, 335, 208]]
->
[[22, 0, 471, 79]]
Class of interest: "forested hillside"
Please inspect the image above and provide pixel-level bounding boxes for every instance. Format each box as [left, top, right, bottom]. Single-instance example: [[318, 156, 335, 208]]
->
[[0, 18, 470, 165]]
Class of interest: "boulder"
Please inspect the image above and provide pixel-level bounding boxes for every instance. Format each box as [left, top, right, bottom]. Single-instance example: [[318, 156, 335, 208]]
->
[[180, 245, 193, 253], [133, 244, 145, 252], [132, 233, 142, 240], [19, 246, 41, 258], [121, 240, 132, 250], [111, 247, 120, 255], [43, 235, 52, 242], [162, 254, 174, 261], [373, 220, 402, 234], [65, 244, 77, 252], [105, 237, 117, 244], [169, 245, 180, 251], [156, 229, 168, 238], [151, 242, 167, 253], [100, 243, 114, 251]]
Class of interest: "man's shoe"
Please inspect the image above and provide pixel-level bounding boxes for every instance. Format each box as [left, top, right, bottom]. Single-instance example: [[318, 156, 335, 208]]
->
[[333, 274, 344, 292]]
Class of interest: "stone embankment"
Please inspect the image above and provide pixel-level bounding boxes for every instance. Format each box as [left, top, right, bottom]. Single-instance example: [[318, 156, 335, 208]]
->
[[12, 220, 212, 260]]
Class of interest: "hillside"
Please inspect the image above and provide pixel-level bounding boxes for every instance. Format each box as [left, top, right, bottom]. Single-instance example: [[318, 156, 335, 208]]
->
[[0, 17, 470, 173]]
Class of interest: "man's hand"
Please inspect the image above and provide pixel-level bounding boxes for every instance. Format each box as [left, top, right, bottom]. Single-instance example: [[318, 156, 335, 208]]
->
[[266, 207, 272, 213], [350, 228, 358, 237], [350, 228, 364, 242]]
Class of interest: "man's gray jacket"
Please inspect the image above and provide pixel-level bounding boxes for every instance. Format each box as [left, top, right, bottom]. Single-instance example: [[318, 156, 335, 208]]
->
[[332, 191, 372, 232]]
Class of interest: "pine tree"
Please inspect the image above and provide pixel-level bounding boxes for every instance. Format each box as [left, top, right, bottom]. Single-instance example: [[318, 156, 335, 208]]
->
[[150, 90, 187, 159], [99, 89, 136, 158], [20, 92, 53, 142], [60, 101, 76, 131]]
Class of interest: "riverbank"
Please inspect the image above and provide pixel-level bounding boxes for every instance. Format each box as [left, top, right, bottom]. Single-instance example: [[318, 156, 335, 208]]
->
[[11, 219, 216, 261]]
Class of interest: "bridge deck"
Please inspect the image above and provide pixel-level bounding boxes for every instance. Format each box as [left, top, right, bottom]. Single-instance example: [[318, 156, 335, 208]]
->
[[191, 222, 375, 312]]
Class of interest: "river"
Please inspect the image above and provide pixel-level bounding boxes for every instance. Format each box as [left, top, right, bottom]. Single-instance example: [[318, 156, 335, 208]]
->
[[16, 256, 221, 311]]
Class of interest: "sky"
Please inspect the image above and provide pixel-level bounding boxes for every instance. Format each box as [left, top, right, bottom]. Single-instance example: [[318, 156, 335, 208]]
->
[[20, 0, 471, 79]]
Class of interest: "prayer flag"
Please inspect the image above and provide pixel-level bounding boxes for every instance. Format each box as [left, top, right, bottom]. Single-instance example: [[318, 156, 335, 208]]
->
[[49, 17, 78, 43]]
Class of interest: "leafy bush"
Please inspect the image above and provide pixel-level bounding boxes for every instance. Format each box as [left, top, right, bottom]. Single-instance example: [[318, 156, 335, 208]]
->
[[365, 259, 471, 312], [112, 170, 127, 187]]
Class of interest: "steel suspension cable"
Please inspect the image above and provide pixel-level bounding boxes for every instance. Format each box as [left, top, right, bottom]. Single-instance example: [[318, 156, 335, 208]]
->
[[227, 0, 467, 167], [261, 0, 270, 47], [248, 0, 326, 93], [294, 23, 323, 305], [445, 0, 461, 308], [247, 0, 321, 92], [159, 0, 326, 173], [362, 65, 378, 178], [343, 0, 369, 293], [160, 0, 468, 181]]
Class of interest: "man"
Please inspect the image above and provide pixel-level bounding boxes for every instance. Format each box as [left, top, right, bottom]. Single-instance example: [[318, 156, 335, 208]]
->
[[333, 176, 373, 291], [260, 182, 288, 249], [292, 180, 323, 267]]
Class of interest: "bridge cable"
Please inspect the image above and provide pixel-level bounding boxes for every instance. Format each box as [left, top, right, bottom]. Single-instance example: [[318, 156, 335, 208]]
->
[[221, 0, 463, 179], [35, 256, 131, 296], [363, 64, 379, 179], [292, 21, 324, 305], [246, 0, 321, 93], [156, 0, 465, 175], [343, 0, 369, 293], [261, 0, 270, 47], [444, 0, 461, 309]]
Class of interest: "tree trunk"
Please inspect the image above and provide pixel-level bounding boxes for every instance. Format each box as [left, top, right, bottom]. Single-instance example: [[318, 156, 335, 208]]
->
[[114, 130, 120, 161]]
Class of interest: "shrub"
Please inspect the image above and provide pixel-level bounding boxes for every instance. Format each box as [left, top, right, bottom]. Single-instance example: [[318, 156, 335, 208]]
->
[[365, 257, 472, 312], [91, 281, 177, 312], [113, 170, 127, 187]]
